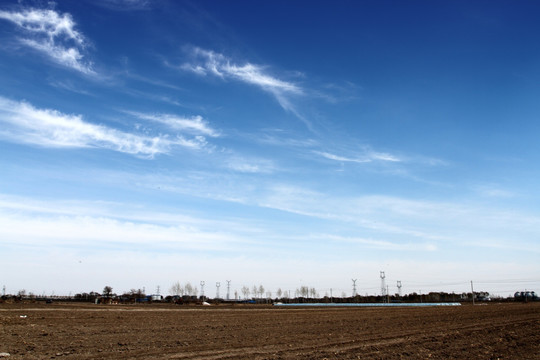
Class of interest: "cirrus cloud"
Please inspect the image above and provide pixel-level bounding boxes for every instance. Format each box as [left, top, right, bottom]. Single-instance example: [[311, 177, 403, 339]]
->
[[314, 150, 401, 164], [0, 96, 207, 157], [179, 47, 309, 126], [125, 111, 220, 137], [0, 7, 94, 75]]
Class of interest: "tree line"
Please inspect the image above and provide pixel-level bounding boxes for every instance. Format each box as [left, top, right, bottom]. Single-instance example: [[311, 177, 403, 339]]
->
[[5, 282, 531, 304]]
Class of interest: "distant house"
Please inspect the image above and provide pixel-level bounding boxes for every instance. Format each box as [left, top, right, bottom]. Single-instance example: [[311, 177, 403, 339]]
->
[[148, 294, 163, 302]]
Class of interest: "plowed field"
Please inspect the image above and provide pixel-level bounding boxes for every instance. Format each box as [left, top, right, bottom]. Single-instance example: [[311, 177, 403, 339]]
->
[[1, 302, 539, 359]]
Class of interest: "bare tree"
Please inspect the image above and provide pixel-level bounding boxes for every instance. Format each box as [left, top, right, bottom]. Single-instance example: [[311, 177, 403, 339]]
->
[[258, 285, 265, 299], [276, 288, 283, 299], [241, 286, 250, 299], [169, 281, 183, 296], [184, 282, 195, 296], [252, 285, 258, 299]]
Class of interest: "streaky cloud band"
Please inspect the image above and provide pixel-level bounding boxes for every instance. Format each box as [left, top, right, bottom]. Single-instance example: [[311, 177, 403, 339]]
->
[[0, 7, 94, 75], [0, 96, 207, 157]]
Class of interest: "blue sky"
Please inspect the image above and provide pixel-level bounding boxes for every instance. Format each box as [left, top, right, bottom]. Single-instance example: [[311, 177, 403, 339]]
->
[[1, 0, 539, 298]]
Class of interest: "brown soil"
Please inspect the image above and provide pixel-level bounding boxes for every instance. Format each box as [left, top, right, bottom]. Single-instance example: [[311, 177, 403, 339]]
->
[[1, 302, 539, 359]]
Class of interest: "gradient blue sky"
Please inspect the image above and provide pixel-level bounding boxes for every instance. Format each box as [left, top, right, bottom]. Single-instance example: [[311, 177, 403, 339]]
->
[[1, 0, 539, 298]]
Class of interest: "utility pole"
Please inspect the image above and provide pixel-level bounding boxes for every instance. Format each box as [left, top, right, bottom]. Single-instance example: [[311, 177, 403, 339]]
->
[[380, 271, 386, 298], [226, 280, 231, 300], [471, 280, 475, 305]]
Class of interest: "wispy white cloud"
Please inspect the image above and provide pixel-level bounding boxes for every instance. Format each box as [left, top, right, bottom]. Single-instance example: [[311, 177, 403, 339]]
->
[[48, 79, 94, 96], [474, 184, 516, 198], [126, 111, 219, 137], [257, 131, 318, 148], [1, 191, 538, 295], [316, 151, 370, 163], [315, 150, 401, 164], [92, 0, 152, 11], [0, 194, 240, 230], [123, 71, 184, 91], [0, 96, 206, 157], [225, 157, 276, 174], [323, 234, 437, 252], [93, 165, 527, 252], [181, 47, 302, 94], [0, 201, 247, 252], [369, 151, 401, 162], [0, 193, 295, 258], [180, 47, 309, 126], [311, 81, 361, 104], [0, 7, 94, 74], [120, 169, 540, 253], [466, 237, 539, 253], [195, 181, 536, 248]]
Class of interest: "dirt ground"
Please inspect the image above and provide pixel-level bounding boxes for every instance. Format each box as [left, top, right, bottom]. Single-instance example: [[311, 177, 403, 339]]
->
[[0, 302, 539, 359]]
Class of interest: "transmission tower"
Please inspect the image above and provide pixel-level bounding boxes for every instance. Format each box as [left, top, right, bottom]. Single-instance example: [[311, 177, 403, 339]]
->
[[397, 281, 402, 297], [216, 282, 221, 299], [226, 280, 231, 300], [200, 281, 205, 299], [352, 279, 357, 297], [380, 271, 386, 297]]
